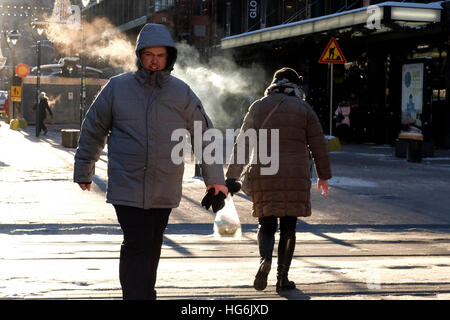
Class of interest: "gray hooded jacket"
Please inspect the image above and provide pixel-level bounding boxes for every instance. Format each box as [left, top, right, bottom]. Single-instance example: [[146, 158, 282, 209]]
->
[[74, 24, 225, 209]]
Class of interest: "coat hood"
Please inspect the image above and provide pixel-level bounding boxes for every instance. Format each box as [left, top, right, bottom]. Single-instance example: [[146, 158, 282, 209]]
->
[[135, 23, 177, 71]]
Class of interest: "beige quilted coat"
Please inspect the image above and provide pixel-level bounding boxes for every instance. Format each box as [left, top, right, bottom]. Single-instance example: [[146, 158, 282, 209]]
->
[[226, 92, 332, 217]]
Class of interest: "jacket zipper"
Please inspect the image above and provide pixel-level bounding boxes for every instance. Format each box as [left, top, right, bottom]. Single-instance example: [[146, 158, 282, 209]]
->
[[143, 106, 148, 208], [143, 92, 151, 208], [144, 88, 158, 208]]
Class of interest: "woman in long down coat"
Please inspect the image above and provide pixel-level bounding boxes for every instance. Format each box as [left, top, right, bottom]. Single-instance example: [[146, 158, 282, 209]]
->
[[34, 92, 53, 135], [226, 67, 332, 293]]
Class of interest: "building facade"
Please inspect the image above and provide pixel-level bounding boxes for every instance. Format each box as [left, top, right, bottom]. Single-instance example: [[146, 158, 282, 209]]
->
[[218, 1, 449, 148], [84, 0, 214, 59], [82, 1, 449, 148], [0, 0, 55, 89]]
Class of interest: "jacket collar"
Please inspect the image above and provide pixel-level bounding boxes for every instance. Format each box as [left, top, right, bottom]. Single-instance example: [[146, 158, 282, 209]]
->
[[134, 67, 170, 88]]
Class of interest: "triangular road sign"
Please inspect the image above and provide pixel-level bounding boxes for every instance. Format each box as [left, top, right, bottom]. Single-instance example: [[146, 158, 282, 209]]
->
[[319, 37, 347, 64]]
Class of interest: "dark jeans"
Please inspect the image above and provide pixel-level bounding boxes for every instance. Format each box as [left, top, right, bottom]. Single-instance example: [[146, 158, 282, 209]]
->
[[114, 205, 171, 300]]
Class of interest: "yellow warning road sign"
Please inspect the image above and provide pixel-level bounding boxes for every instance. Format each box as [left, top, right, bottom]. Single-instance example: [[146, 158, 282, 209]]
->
[[10, 85, 22, 102], [319, 37, 347, 64]]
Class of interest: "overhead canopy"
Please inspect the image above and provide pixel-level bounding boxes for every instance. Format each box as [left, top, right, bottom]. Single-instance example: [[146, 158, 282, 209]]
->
[[221, 1, 443, 50]]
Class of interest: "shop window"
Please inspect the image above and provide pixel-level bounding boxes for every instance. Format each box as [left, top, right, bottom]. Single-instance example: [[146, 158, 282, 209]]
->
[[284, 0, 296, 19], [433, 89, 446, 101], [283, 0, 309, 23], [155, 0, 174, 12]]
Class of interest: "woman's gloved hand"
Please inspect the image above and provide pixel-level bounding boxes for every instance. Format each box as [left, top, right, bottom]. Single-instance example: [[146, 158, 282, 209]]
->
[[225, 178, 241, 195], [201, 188, 227, 213], [201, 184, 228, 213]]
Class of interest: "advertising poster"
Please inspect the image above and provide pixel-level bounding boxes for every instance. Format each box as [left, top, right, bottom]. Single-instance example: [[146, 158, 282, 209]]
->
[[401, 63, 424, 128]]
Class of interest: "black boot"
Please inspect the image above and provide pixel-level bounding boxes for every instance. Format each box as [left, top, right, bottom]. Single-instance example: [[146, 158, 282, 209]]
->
[[276, 233, 296, 293], [253, 229, 275, 291]]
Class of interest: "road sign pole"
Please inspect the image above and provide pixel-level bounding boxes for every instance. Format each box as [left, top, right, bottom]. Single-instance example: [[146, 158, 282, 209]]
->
[[330, 63, 333, 136], [318, 37, 346, 137], [318, 37, 347, 64]]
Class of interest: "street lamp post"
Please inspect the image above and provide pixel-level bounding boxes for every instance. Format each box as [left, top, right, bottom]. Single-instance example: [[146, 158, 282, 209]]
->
[[36, 38, 41, 136], [4, 30, 21, 121], [80, 26, 86, 129], [31, 21, 46, 137], [80, 0, 90, 129], [0, 46, 5, 115], [79, 0, 100, 128]]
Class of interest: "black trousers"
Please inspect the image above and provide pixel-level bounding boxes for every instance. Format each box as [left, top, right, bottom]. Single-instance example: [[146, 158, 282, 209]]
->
[[335, 123, 351, 143], [114, 205, 171, 300], [258, 216, 297, 240], [38, 116, 47, 133]]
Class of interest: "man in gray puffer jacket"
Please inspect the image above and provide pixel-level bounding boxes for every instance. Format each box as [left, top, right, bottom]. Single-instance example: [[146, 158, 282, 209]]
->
[[74, 24, 227, 300]]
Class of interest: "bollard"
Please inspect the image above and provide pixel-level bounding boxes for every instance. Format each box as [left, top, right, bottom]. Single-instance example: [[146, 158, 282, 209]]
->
[[9, 119, 20, 130], [9, 118, 27, 130], [394, 138, 407, 158], [407, 139, 422, 163], [19, 119, 28, 129], [398, 132, 423, 163], [327, 135, 342, 152], [61, 129, 80, 148]]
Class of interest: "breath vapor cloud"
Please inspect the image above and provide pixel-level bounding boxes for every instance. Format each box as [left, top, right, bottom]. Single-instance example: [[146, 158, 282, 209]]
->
[[173, 42, 267, 129]]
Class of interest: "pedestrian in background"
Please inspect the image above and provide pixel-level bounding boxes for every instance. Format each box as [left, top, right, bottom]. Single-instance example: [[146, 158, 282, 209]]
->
[[3, 96, 8, 120], [334, 98, 352, 144], [33, 92, 53, 135], [226, 67, 332, 293], [74, 23, 227, 300], [348, 92, 363, 143]]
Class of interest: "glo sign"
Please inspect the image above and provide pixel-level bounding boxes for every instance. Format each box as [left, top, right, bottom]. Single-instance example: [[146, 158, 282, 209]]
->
[[248, 0, 260, 30]]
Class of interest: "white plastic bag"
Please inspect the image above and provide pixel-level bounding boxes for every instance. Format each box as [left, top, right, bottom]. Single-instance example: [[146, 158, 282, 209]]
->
[[213, 196, 242, 238]]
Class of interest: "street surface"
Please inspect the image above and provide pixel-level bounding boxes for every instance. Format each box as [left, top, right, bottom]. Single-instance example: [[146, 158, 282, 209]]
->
[[1, 119, 450, 300]]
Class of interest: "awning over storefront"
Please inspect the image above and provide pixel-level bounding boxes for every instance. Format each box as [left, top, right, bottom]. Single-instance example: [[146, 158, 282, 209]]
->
[[117, 16, 147, 32], [221, 1, 443, 50]]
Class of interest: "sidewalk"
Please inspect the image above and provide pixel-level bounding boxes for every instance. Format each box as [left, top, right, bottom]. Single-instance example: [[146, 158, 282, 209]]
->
[[1, 120, 450, 300]]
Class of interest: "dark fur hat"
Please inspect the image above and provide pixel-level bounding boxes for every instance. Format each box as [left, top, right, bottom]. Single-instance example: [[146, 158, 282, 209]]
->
[[272, 67, 303, 86]]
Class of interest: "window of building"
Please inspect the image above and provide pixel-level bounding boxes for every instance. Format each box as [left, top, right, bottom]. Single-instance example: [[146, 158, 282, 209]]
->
[[155, 0, 175, 12], [433, 89, 446, 101], [283, 0, 310, 23]]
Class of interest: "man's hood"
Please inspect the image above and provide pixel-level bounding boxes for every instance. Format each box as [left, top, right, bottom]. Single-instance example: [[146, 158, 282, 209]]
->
[[135, 23, 177, 71]]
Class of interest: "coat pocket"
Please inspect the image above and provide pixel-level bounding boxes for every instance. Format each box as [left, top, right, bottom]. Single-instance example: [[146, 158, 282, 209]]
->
[[107, 153, 145, 203], [149, 162, 185, 206]]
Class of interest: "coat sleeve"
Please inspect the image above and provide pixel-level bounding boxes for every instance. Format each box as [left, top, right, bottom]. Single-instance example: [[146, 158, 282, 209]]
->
[[225, 101, 257, 180], [73, 80, 113, 184], [183, 87, 225, 186], [306, 106, 332, 180]]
